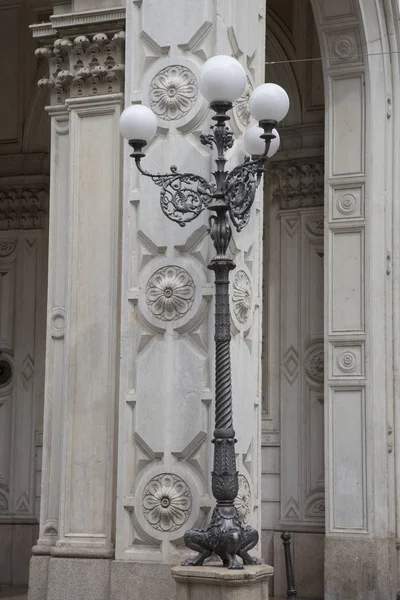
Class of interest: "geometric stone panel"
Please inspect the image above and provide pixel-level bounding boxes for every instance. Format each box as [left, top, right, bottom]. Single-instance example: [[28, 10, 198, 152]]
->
[[326, 28, 363, 68], [330, 387, 367, 533], [331, 229, 364, 333], [332, 185, 364, 221], [330, 341, 365, 378], [331, 75, 364, 177]]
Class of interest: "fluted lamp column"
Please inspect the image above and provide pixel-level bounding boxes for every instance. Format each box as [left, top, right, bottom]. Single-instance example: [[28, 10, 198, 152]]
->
[[120, 55, 289, 569]]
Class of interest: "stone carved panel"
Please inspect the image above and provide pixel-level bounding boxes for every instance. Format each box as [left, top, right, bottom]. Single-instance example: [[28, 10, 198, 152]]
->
[[36, 31, 125, 103], [331, 342, 364, 378], [0, 189, 48, 230], [272, 162, 324, 210], [332, 185, 364, 220], [117, 0, 265, 564], [326, 29, 363, 67], [279, 209, 325, 528], [142, 473, 192, 532], [149, 65, 198, 121], [331, 75, 364, 177], [145, 265, 196, 322]]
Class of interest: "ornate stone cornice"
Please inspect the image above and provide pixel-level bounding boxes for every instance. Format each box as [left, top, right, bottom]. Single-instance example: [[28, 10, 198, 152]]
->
[[30, 7, 126, 38], [0, 186, 48, 230], [34, 31, 125, 103], [271, 159, 324, 210]]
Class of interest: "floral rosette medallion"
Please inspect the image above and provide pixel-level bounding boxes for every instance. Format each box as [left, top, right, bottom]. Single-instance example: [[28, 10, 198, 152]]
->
[[145, 265, 195, 322], [142, 473, 192, 532]]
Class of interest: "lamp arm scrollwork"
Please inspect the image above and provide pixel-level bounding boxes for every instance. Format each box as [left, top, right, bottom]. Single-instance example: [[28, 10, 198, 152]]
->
[[225, 153, 267, 232], [134, 157, 216, 227]]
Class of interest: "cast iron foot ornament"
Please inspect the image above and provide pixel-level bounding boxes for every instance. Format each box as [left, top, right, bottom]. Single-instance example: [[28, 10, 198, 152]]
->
[[182, 506, 260, 569]]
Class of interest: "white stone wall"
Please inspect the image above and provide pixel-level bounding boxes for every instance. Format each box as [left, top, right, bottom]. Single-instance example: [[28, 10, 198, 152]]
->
[[116, 0, 266, 563]]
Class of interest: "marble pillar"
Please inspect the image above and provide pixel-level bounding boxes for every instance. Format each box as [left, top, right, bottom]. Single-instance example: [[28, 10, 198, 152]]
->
[[29, 8, 125, 598]]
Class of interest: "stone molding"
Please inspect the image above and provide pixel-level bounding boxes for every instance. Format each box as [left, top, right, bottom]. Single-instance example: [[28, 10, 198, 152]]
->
[[35, 31, 125, 103], [30, 7, 126, 39]]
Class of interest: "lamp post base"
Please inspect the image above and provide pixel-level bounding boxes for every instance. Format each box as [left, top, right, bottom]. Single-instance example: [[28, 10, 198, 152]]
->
[[182, 506, 260, 569], [172, 563, 273, 600]]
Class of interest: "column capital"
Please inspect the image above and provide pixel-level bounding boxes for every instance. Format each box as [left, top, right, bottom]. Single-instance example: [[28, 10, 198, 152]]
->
[[33, 24, 125, 104]]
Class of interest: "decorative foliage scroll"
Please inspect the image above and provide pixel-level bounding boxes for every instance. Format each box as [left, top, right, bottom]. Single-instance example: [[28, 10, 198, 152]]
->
[[146, 167, 215, 226]]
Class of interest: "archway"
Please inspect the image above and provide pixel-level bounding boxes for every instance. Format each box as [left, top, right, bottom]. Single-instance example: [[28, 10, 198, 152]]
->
[[262, 0, 400, 598], [262, 1, 325, 597]]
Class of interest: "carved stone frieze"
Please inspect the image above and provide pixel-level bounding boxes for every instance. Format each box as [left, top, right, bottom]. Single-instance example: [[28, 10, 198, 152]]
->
[[145, 265, 195, 322], [232, 270, 252, 324], [142, 473, 192, 532], [0, 188, 48, 230], [149, 65, 198, 121], [272, 161, 324, 209], [35, 31, 125, 103]]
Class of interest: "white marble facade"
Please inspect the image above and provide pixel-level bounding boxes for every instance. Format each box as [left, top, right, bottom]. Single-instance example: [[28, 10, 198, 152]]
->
[[0, 0, 399, 599]]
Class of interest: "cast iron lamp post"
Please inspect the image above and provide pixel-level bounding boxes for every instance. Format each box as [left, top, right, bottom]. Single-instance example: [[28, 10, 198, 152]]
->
[[120, 55, 289, 570]]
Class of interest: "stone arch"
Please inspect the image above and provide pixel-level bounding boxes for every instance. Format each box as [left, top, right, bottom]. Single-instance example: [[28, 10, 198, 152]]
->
[[266, 10, 302, 125], [309, 1, 399, 598]]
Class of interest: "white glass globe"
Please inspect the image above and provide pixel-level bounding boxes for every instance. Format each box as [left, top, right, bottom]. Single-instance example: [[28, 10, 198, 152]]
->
[[119, 104, 158, 142], [249, 83, 290, 123], [244, 124, 280, 157], [199, 55, 247, 104]]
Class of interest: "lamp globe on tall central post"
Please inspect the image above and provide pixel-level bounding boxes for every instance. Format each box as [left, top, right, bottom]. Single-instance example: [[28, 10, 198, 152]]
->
[[119, 55, 289, 569]]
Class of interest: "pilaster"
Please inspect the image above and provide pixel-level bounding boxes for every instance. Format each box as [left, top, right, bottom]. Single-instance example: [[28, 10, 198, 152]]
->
[[30, 10, 125, 559], [310, 1, 397, 597]]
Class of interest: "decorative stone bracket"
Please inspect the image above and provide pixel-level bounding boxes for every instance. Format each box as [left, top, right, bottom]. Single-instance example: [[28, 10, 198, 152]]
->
[[35, 31, 125, 103]]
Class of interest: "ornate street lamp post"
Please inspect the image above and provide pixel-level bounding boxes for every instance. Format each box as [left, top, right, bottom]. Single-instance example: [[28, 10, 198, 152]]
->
[[120, 55, 289, 570]]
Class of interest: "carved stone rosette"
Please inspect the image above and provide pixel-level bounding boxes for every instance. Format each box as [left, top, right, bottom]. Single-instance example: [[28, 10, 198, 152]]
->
[[35, 31, 125, 103], [142, 473, 192, 532], [234, 77, 253, 127], [232, 270, 252, 325], [234, 474, 252, 523], [149, 65, 198, 121], [145, 265, 195, 322]]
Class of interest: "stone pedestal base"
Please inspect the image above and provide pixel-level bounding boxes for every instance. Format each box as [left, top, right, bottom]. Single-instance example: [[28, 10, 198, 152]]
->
[[171, 564, 273, 600]]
